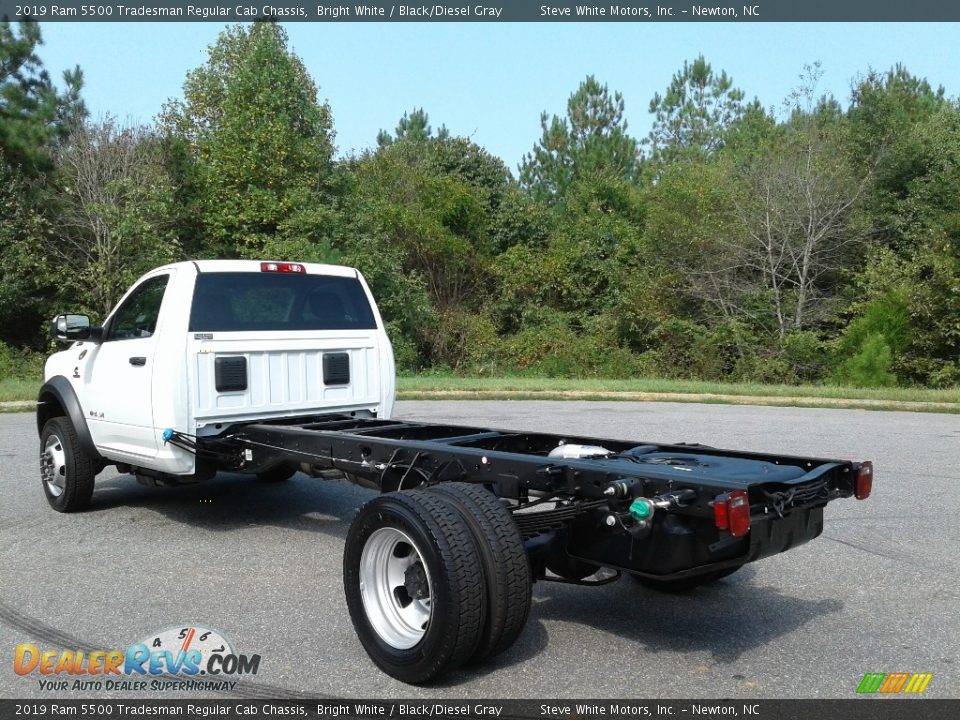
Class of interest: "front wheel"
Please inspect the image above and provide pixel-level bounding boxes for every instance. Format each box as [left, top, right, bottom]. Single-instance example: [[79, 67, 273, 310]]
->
[[343, 491, 486, 684], [40, 417, 96, 512]]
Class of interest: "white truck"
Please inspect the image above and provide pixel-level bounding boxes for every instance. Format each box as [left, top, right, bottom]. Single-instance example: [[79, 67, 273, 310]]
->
[[39, 259, 396, 502], [38, 259, 873, 684]]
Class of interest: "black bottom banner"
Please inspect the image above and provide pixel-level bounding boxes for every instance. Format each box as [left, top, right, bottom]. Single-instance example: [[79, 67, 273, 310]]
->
[[1, 699, 957, 720]]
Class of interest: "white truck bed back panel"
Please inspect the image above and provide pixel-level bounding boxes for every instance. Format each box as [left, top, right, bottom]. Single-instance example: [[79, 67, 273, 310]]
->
[[191, 334, 381, 427]]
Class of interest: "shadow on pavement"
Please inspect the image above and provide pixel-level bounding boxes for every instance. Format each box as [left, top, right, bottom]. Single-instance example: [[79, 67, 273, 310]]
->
[[80, 471, 841, 679], [87, 470, 373, 540], [523, 568, 842, 664]]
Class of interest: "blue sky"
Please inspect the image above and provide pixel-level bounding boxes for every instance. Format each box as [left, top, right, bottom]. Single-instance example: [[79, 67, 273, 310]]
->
[[37, 22, 960, 172]]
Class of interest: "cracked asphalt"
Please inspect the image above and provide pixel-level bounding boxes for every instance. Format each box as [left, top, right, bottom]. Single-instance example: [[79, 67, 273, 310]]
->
[[1, 401, 958, 700]]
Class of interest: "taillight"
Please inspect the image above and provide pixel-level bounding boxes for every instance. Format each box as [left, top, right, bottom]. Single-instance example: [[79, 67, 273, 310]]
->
[[713, 497, 728, 530], [855, 461, 873, 500], [260, 262, 305, 273], [714, 490, 751, 538], [727, 491, 751, 537]]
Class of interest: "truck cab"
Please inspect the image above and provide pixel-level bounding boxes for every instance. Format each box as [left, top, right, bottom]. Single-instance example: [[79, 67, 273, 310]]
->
[[38, 260, 395, 510]]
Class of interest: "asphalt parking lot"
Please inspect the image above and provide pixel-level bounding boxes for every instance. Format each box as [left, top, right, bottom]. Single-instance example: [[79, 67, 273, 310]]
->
[[1, 401, 958, 699]]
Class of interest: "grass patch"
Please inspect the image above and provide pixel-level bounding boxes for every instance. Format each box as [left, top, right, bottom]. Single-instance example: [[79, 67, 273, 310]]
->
[[397, 375, 960, 411], [0, 377, 39, 403], [2, 374, 957, 413]]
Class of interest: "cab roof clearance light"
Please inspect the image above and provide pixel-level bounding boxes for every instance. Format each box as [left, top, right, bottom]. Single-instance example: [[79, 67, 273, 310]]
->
[[260, 262, 305, 274]]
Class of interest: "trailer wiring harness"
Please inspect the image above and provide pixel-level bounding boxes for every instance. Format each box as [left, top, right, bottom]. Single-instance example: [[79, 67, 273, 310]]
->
[[161, 428, 240, 466], [759, 477, 833, 517]]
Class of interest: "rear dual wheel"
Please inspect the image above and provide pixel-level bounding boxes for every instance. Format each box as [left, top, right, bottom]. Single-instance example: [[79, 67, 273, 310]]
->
[[344, 490, 484, 684], [343, 485, 530, 684], [428, 483, 531, 663]]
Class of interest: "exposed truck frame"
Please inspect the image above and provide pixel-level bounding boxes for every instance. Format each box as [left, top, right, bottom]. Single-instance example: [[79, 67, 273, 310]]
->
[[177, 411, 872, 682], [36, 259, 874, 685], [212, 415, 865, 580]]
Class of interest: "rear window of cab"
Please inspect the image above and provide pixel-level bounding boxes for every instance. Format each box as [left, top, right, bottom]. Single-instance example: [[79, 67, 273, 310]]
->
[[189, 272, 377, 332]]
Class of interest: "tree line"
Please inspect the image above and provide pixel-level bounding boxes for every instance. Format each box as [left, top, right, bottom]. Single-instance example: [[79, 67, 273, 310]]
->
[[2, 21, 958, 388]]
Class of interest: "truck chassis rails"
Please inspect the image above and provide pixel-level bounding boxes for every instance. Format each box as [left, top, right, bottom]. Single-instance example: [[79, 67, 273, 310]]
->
[[181, 414, 873, 683], [190, 414, 868, 583], [173, 414, 875, 682]]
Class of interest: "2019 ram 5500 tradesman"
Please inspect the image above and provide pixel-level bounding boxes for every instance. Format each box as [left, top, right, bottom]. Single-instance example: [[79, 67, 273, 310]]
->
[[38, 259, 873, 684]]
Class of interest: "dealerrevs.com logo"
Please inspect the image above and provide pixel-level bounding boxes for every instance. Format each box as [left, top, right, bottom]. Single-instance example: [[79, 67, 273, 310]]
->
[[14, 625, 261, 692]]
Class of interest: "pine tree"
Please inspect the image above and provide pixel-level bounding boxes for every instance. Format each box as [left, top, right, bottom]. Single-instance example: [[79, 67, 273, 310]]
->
[[647, 55, 745, 163], [520, 76, 640, 204], [0, 20, 84, 174], [377, 108, 448, 148]]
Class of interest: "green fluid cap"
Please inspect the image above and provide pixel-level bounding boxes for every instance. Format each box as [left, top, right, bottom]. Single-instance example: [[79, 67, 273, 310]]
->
[[629, 498, 653, 521]]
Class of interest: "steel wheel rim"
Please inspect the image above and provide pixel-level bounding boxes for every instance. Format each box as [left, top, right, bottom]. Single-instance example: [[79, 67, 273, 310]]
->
[[359, 527, 433, 649], [41, 434, 67, 497]]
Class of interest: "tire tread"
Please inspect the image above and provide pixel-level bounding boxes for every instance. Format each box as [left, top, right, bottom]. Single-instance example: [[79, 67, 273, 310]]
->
[[404, 489, 485, 673], [428, 482, 531, 661]]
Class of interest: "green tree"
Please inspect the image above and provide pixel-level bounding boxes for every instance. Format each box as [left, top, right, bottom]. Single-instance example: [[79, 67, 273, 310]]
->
[[160, 21, 336, 260], [51, 119, 180, 317], [342, 133, 504, 368], [0, 164, 58, 348], [520, 76, 640, 203], [847, 65, 951, 253], [828, 68, 960, 387], [643, 158, 742, 326], [847, 65, 945, 167], [424, 135, 546, 254], [377, 108, 448, 148], [0, 21, 85, 350], [836, 243, 960, 387], [1, 21, 84, 175], [647, 55, 746, 163], [494, 177, 646, 342]]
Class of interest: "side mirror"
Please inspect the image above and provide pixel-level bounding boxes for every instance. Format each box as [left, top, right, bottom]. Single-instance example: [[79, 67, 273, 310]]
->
[[50, 314, 99, 343]]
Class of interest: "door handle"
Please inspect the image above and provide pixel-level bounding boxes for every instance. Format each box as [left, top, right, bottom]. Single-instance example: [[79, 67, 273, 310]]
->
[[129, 357, 146, 366]]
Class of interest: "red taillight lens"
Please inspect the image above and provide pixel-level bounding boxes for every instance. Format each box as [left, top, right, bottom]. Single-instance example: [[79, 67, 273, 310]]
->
[[260, 262, 305, 274], [715, 491, 751, 537], [727, 490, 751, 537], [713, 498, 729, 530], [855, 461, 873, 500]]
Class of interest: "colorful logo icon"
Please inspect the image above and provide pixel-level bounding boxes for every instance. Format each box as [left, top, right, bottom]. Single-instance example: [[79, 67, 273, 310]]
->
[[856, 672, 933, 694]]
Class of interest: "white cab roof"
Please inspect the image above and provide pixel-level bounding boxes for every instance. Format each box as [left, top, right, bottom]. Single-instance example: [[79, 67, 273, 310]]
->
[[161, 260, 359, 278]]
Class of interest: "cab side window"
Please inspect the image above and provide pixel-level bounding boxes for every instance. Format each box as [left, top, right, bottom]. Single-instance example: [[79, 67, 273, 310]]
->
[[106, 275, 170, 341]]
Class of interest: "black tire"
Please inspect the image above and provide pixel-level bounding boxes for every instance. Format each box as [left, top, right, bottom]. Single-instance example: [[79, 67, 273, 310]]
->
[[428, 482, 531, 662], [632, 565, 743, 593], [40, 416, 96, 513], [256, 464, 296, 483], [343, 490, 486, 684]]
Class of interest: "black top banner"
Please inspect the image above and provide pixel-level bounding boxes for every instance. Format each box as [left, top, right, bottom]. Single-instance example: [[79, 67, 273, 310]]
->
[[3, 0, 960, 22]]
